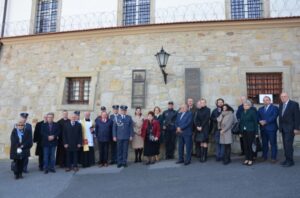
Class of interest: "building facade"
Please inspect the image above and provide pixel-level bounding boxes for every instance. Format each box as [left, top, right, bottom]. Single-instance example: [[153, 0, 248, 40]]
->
[[0, 1, 300, 158]]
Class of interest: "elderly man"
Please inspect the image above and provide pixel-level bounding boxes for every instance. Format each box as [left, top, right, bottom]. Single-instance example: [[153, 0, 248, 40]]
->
[[176, 104, 193, 165], [80, 111, 95, 168], [278, 92, 300, 167], [258, 96, 279, 163], [56, 110, 70, 168], [33, 114, 47, 171], [63, 113, 82, 172]]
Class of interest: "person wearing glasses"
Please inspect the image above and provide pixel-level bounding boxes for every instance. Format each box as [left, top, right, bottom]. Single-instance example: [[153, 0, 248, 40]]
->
[[10, 120, 33, 179]]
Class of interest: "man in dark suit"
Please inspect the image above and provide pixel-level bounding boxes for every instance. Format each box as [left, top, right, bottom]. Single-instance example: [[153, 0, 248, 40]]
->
[[19, 113, 33, 173], [56, 110, 70, 168], [41, 112, 60, 174], [279, 93, 300, 167], [258, 96, 279, 163], [278, 92, 300, 167], [176, 104, 193, 165], [63, 113, 82, 172], [33, 115, 47, 171]]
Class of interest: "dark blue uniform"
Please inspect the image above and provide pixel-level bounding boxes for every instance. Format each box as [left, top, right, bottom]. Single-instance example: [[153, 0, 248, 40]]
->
[[162, 108, 177, 159], [113, 114, 134, 167], [109, 113, 118, 164]]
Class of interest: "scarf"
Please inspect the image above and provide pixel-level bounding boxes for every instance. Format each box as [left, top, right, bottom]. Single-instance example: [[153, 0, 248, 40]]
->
[[17, 129, 23, 143]]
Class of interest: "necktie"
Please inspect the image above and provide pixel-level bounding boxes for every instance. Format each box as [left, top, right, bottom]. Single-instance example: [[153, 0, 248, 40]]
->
[[264, 106, 268, 112], [122, 115, 125, 119], [49, 124, 52, 131], [282, 103, 287, 116], [180, 112, 185, 120]]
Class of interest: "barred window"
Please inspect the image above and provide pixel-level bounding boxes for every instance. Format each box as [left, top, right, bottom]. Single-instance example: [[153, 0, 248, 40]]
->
[[35, 0, 58, 33], [123, 0, 150, 26], [231, 0, 263, 20], [246, 73, 282, 104], [67, 77, 91, 104]]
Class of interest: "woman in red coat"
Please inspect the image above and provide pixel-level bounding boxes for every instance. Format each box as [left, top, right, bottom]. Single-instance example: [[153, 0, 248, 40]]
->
[[141, 111, 161, 165]]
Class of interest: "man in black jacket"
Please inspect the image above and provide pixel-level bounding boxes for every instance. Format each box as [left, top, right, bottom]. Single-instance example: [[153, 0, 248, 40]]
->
[[279, 92, 300, 167], [33, 115, 47, 171], [63, 113, 82, 172], [41, 112, 60, 174]]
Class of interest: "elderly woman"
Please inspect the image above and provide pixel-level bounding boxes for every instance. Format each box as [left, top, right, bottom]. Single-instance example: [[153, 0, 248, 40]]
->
[[132, 107, 144, 163], [141, 111, 160, 165], [239, 100, 259, 166], [217, 104, 235, 165], [10, 120, 33, 179]]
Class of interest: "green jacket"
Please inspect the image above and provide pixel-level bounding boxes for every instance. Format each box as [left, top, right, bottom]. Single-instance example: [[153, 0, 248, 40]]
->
[[239, 109, 258, 134]]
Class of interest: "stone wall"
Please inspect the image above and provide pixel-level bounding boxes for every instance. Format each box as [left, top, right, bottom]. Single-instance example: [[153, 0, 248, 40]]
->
[[0, 18, 300, 158]]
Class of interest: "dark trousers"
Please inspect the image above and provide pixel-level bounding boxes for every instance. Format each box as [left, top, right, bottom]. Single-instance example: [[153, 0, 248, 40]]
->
[[215, 131, 224, 160], [243, 132, 255, 161], [110, 141, 117, 163], [282, 131, 295, 163], [14, 158, 24, 177], [164, 128, 176, 159], [240, 136, 245, 154], [261, 130, 277, 160], [66, 150, 79, 168], [43, 146, 56, 171], [81, 147, 95, 168], [98, 141, 109, 164], [178, 135, 192, 163], [56, 143, 66, 167], [38, 154, 44, 170], [223, 144, 231, 163], [117, 140, 129, 165], [23, 157, 29, 172]]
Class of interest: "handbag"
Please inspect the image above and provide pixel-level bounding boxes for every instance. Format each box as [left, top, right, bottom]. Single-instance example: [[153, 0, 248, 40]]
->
[[11, 161, 16, 172], [252, 137, 262, 152], [231, 121, 240, 135]]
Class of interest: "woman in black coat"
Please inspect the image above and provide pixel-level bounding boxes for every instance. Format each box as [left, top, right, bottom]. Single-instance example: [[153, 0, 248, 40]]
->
[[194, 99, 211, 162], [10, 121, 33, 179]]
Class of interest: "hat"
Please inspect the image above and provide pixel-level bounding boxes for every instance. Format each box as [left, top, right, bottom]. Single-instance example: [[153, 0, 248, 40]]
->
[[20, 113, 29, 119], [100, 106, 106, 111], [168, 101, 174, 105], [112, 105, 119, 110], [120, 105, 128, 111], [74, 111, 80, 116]]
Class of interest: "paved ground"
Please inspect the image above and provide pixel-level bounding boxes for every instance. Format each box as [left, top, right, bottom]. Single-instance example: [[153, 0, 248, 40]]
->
[[1, 149, 300, 198]]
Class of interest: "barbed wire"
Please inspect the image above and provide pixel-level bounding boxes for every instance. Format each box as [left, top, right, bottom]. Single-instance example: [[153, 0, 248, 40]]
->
[[1, 0, 300, 37]]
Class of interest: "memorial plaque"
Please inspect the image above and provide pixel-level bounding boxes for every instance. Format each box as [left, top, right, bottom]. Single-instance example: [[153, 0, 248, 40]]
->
[[185, 68, 201, 102], [132, 70, 146, 108]]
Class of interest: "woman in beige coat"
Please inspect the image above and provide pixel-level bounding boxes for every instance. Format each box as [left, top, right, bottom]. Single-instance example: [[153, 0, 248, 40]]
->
[[217, 104, 235, 165], [132, 107, 144, 163]]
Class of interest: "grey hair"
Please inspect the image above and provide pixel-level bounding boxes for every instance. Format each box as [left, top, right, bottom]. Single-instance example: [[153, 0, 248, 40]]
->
[[47, 112, 55, 116], [243, 99, 252, 106]]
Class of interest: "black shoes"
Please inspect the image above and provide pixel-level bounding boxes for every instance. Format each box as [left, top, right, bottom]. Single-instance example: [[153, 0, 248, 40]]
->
[[44, 170, 48, 174], [184, 161, 191, 166], [281, 161, 294, 167], [176, 161, 184, 164]]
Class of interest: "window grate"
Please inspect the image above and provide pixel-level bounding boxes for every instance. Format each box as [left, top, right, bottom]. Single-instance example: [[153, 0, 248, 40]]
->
[[246, 73, 282, 104], [231, 0, 263, 20], [35, 0, 58, 33], [67, 77, 91, 104], [123, 0, 150, 26]]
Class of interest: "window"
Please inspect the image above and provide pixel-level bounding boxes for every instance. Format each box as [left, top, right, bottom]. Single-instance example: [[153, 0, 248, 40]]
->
[[35, 0, 58, 33], [123, 0, 150, 26], [246, 73, 282, 104], [67, 77, 91, 104], [231, 0, 263, 19]]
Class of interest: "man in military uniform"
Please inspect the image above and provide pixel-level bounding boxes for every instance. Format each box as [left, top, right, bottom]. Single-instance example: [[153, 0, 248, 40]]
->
[[162, 101, 178, 159], [113, 105, 134, 168], [109, 105, 119, 164], [19, 113, 33, 173]]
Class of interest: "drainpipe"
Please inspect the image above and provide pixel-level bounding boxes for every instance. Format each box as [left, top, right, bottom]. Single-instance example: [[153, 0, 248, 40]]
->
[[1, 0, 8, 38]]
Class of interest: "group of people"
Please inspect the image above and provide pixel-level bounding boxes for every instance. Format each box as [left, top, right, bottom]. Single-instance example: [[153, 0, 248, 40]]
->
[[10, 92, 300, 180]]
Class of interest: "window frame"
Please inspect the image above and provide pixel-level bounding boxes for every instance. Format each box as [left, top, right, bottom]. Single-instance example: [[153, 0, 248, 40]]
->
[[67, 77, 91, 105]]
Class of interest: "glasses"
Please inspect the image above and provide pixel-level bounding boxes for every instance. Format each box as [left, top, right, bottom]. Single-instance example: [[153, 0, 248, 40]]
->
[[17, 124, 25, 127]]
